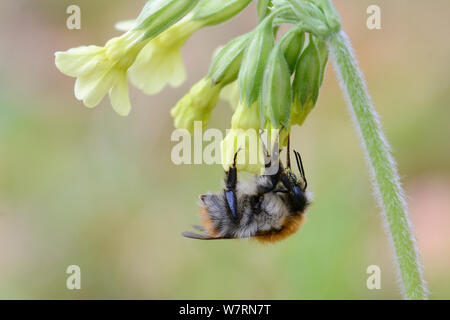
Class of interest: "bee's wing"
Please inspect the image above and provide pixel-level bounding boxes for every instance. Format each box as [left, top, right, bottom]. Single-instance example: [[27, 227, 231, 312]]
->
[[182, 231, 226, 240], [192, 225, 206, 232]]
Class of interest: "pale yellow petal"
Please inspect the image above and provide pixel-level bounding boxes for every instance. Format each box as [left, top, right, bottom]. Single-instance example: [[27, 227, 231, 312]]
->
[[129, 40, 186, 95], [55, 46, 104, 77], [75, 69, 116, 108], [167, 51, 186, 88], [220, 81, 240, 110], [221, 130, 265, 174], [109, 73, 131, 116]]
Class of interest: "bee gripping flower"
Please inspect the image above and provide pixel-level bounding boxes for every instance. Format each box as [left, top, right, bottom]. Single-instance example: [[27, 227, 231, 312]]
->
[[170, 77, 221, 133], [221, 102, 265, 174]]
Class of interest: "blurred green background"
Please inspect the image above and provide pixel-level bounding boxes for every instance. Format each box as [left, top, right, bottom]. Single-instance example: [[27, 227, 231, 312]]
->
[[0, 0, 449, 299]]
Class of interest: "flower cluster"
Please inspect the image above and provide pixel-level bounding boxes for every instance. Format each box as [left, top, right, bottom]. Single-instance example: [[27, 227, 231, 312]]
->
[[55, 0, 340, 173]]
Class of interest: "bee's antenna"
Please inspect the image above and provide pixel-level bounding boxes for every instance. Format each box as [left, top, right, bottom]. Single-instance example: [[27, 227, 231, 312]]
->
[[294, 150, 307, 190]]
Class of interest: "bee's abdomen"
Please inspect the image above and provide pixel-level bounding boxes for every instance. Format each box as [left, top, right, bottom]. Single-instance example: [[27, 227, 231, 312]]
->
[[256, 213, 306, 243]]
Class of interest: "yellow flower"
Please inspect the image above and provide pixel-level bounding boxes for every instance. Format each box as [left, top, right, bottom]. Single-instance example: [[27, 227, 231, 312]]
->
[[55, 30, 147, 116], [263, 121, 289, 148], [219, 81, 240, 111], [290, 99, 315, 126], [221, 101, 265, 174], [221, 97, 291, 174], [170, 77, 221, 133], [129, 18, 202, 95]]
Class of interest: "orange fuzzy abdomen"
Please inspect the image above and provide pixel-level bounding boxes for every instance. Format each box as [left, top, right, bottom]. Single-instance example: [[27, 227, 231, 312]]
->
[[199, 205, 219, 237], [256, 213, 306, 243]]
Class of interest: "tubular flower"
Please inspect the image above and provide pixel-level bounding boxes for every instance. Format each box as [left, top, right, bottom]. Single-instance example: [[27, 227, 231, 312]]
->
[[219, 81, 240, 111], [129, 18, 202, 95], [55, 30, 148, 116], [221, 101, 266, 174], [170, 77, 221, 133]]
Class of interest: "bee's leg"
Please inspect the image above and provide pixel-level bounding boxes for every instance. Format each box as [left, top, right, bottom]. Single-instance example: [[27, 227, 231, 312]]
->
[[294, 150, 307, 191], [273, 188, 289, 193], [256, 127, 285, 194], [286, 133, 291, 169], [259, 129, 271, 168], [224, 149, 240, 220]]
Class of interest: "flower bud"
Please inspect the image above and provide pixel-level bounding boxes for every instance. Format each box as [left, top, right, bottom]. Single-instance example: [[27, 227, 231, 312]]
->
[[316, 36, 328, 86], [238, 15, 274, 107], [192, 0, 252, 26], [208, 33, 251, 86], [291, 35, 327, 125], [134, 0, 199, 40], [260, 44, 292, 128], [279, 26, 305, 74]]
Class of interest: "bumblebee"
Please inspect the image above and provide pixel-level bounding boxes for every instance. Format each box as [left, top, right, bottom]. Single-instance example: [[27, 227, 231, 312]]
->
[[183, 133, 311, 243]]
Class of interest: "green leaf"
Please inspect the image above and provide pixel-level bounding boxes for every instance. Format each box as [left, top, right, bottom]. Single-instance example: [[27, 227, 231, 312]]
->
[[135, 0, 199, 40], [238, 15, 275, 107], [261, 44, 292, 128], [192, 0, 252, 26], [208, 33, 251, 86]]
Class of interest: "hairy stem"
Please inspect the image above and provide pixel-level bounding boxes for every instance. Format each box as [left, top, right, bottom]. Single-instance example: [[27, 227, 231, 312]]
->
[[328, 31, 428, 299]]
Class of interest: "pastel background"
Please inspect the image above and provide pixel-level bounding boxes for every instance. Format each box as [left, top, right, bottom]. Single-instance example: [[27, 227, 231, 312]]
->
[[0, 0, 449, 299]]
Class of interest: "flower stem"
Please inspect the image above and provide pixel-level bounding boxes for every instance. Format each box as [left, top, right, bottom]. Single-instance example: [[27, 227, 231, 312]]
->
[[328, 31, 428, 299]]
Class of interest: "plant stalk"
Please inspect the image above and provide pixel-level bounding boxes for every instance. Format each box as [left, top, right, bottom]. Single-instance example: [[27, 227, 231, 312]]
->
[[328, 30, 428, 299]]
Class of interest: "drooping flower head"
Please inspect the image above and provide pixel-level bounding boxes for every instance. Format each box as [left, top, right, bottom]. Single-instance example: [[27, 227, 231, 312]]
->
[[55, 30, 147, 116], [54, 0, 201, 115], [221, 101, 266, 174]]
